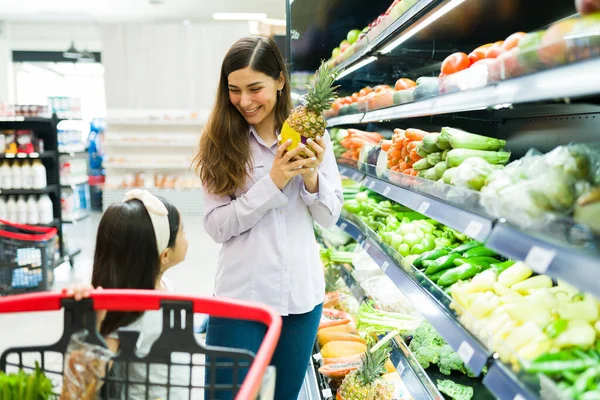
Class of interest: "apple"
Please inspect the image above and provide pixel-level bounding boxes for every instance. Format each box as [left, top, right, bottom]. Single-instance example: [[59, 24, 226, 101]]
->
[[340, 40, 350, 53], [347, 29, 361, 45], [332, 47, 341, 58]]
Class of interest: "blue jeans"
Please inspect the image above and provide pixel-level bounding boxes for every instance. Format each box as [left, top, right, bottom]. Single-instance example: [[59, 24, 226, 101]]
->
[[204, 303, 322, 400]]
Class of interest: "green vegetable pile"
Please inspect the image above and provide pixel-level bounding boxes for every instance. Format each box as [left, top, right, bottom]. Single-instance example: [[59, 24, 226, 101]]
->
[[356, 301, 421, 335], [437, 379, 474, 400], [525, 345, 600, 399], [409, 321, 476, 378], [0, 363, 54, 400]]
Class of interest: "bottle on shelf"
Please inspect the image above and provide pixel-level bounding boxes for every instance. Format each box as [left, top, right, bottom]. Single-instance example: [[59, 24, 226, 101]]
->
[[21, 160, 32, 189], [0, 161, 11, 189], [32, 159, 47, 189], [6, 196, 17, 222], [27, 195, 38, 225], [16, 195, 27, 224], [11, 160, 22, 189], [38, 194, 53, 224], [0, 133, 5, 155], [0, 197, 7, 221]]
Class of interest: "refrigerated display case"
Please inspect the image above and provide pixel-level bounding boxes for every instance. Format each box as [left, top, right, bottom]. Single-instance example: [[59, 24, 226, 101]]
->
[[289, 0, 600, 398]]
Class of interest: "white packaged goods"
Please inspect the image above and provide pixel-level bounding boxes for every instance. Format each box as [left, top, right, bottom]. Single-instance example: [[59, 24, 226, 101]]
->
[[6, 196, 17, 222], [38, 195, 53, 224], [21, 160, 32, 189], [32, 160, 47, 189], [0, 198, 7, 221], [11, 161, 22, 189], [0, 161, 11, 189], [27, 196, 39, 225]]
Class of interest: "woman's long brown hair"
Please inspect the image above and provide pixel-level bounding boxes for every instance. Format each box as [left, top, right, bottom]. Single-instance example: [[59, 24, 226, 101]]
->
[[193, 36, 292, 197]]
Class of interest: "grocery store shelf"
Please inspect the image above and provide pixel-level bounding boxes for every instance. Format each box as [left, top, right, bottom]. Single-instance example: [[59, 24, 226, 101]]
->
[[107, 118, 204, 126], [301, 357, 326, 400], [105, 141, 197, 148], [326, 58, 600, 127], [61, 177, 89, 187], [338, 160, 600, 299], [104, 162, 191, 170], [338, 265, 369, 304], [0, 185, 58, 195], [338, 165, 365, 183], [326, 113, 364, 127], [486, 222, 600, 299], [335, 217, 491, 375], [482, 361, 538, 400], [0, 152, 56, 160]]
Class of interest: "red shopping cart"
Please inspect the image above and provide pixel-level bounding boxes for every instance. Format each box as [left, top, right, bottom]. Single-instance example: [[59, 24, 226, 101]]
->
[[0, 289, 282, 399]]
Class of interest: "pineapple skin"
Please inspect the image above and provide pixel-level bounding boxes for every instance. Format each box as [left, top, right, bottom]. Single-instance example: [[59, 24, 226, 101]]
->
[[338, 370, 395, 400], [279, 105, 327, 157]]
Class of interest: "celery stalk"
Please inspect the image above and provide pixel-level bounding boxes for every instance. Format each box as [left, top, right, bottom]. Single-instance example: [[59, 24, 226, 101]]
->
[[440, 127, 506, 151]]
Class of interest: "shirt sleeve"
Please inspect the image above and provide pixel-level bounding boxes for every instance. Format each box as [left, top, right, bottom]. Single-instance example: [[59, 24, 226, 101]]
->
[[203, 173, 288, 243], [300, 130, 343, 228]]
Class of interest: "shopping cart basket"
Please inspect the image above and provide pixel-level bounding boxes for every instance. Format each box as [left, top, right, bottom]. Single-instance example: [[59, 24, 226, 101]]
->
[[0, 219, 59, 296], [0, 289, 282, 399]]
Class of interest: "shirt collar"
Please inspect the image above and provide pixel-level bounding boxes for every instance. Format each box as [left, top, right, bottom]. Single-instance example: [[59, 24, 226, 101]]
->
[[249, 126, 279, 150]]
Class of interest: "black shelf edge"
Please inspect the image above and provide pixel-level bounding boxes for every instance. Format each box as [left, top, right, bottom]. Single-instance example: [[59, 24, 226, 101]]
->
[[338, 161, 600, 299], [0, 152, 57, 160], [335, 217, 491, 375], [325, 58, 600, 127], [0, 116, 54, 123], [0, 184, 59, 195], [482, 361, 538, 400]]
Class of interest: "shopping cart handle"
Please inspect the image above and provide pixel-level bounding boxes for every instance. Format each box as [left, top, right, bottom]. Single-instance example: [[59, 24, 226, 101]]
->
[[0, 290, 283, 400]]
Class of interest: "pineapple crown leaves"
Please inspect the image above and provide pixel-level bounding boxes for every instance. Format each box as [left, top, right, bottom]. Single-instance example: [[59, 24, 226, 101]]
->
[[303, 61, 341, 113], [358, 340, 391, 386], [324, 264, 340, 293]]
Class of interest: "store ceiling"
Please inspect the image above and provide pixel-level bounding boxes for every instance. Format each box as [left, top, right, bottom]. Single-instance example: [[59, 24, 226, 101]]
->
[[0, 0, 286, 22]]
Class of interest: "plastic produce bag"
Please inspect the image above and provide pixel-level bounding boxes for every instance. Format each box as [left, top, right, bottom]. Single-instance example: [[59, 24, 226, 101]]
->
[[60, 330, 114, 400], [450, 157, 496, 191]]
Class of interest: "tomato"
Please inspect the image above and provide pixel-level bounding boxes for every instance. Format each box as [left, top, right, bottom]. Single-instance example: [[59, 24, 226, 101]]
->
[[359, 87, 372, 96], [502, 32, 526, 51], [486, 41, 505, 58], [351, 93, 359, 102], [394, 78, 416, 91], [374, 85, 392, 93], [441, 52, 471, 75]]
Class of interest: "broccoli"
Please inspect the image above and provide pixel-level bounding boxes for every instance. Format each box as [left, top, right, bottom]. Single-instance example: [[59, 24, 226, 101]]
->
[[437, 379, 474, 400]]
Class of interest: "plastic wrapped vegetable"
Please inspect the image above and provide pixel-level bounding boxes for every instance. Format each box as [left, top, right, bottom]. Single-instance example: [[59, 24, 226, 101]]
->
[[440, 127, 506, 151], [451, 157, 496, 191]]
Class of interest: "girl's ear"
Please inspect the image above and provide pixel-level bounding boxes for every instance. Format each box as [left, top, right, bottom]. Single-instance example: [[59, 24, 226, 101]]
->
[[277, 71, 285, 91], [159, 248, 171, 268]]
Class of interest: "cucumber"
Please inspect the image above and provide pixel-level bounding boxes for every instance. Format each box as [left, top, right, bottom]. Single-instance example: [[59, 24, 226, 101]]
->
[[413, 248, 449, 269], [450, 240, 482, 255], [437, 263, 479, 287], [424, 253, 461, 275], [463, 246, 499, 258], [428, 269, 447, 283]]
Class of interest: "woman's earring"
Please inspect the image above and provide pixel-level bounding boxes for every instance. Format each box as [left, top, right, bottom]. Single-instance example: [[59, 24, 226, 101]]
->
[[278, 89, 282, 97]]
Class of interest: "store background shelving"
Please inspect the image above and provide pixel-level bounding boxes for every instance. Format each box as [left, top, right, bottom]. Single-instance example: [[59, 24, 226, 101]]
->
[[289, 0, 600, 398], [103, 109, 209, 216]]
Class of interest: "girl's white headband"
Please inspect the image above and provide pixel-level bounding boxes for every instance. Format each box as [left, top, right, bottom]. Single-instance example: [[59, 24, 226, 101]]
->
[[123, 189, 170, 254]]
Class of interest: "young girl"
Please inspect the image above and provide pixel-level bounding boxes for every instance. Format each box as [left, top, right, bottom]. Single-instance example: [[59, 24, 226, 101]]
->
[[194, 36, 343, 399], [66, 189, 189, 399]]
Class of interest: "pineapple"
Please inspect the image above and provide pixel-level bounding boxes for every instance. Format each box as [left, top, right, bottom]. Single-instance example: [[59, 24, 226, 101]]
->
[[337, 342, 395, 400], [324, 264, 340, 294], [280, 62, 339, 157]]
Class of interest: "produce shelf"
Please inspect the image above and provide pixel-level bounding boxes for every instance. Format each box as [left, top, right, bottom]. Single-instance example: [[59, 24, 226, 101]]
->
[[338, 265, 369, 304], [337, 160, 600, 299], [482, 361, 538, 400], [326, 113, 364, 128], [0, 152, 56, 160], [335, 216, 491, 375], [486, 221, 600, 299], [302, 353, 327, 400], [338, 164, 365, 183], [326, 58, 600, 127]]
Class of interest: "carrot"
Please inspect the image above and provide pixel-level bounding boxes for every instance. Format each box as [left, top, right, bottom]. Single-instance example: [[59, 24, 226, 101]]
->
[[400, 137, 411, 148], [407, 141, 419, 152], [410, 169, 419, 176], [409, 149, 421, 162], [347, 129, 383, 143], [340, 139, 352, 149], [398, 161, 408, 171], [404, 168, 415, 176], [405, 128, 428, 141], [389, 148, 401, 159], [350, 137, 368, 148], [400, 147, 409, 160], [381, 140, 392, 152], [406, 158, 414, 167], [394, 128, 406, 138]]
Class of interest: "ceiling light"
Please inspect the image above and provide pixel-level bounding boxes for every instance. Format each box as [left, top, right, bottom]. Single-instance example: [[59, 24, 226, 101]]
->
[[380, 0, 466, 54], [213, 13, 267, 21], [336, 56, 377, 80], [63, 41, 81, 59], [263, 18, 286, 26]]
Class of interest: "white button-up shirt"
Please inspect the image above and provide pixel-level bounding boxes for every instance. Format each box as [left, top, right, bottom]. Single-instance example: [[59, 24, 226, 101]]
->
[[203, 127, 343, 315]]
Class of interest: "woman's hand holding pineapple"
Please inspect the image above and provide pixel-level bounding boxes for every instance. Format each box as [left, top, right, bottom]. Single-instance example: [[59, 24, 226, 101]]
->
[[299, 135, 326, 193], [270, 139, 318, 190]]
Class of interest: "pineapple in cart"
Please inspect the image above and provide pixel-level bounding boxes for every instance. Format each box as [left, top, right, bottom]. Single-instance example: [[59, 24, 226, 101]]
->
[[337, 341, 396, 400], [279, 62, 340, 157]]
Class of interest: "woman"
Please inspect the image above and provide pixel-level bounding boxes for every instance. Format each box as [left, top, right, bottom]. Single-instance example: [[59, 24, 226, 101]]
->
[[194, 36, 343, 399]]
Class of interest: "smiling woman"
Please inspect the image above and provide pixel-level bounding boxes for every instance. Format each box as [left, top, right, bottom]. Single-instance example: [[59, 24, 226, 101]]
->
[[193, 36, 343, 400]]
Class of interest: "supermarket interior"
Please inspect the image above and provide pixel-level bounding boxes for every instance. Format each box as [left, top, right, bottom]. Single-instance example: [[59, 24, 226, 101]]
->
[[1, 0, 600, 399]]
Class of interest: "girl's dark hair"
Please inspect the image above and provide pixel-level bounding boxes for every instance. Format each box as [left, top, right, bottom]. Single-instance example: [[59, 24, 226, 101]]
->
[[91, 197, 180, 336], [193, 35, 292, 196]]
